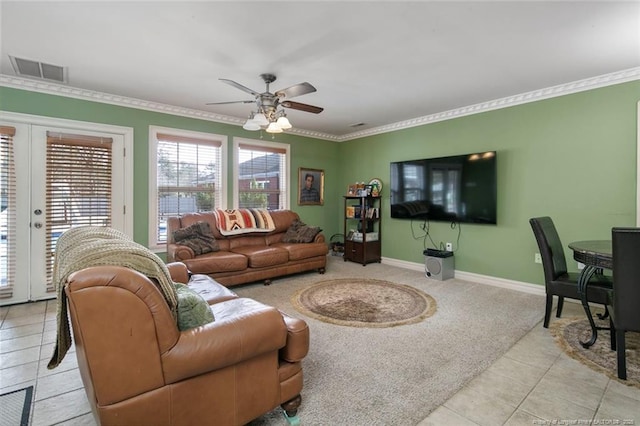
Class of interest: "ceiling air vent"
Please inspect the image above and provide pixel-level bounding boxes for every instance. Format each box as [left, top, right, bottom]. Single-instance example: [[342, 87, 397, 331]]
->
[[9, 56, 67, 83]]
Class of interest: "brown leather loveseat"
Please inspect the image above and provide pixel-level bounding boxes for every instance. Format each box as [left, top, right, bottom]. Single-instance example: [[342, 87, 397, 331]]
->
[[64, 262, 310, 425], [167, 209, 327, 286]]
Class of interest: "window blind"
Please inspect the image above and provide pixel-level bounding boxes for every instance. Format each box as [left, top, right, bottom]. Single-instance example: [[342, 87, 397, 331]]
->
[[156, 133, 223, 243], [0, 126, 16, 299], [45, 132, 113, 291]]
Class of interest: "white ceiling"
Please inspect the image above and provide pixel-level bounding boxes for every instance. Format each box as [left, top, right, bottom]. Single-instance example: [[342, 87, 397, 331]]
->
[[1, 1, 639, 139]]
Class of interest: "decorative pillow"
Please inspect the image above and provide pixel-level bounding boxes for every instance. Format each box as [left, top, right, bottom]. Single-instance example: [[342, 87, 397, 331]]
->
[[173, 221, 219, 255], [282, 219, 322, 243], [175, 283, 215, 331]]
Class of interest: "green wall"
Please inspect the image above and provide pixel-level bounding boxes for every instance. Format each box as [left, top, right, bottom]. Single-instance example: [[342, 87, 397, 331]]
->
[[1, 81, 639, 286], [337, 80, 640, 284]]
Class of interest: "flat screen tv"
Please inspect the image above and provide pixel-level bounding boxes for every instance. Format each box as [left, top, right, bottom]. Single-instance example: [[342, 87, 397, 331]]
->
[[390, 151, 497, 224]]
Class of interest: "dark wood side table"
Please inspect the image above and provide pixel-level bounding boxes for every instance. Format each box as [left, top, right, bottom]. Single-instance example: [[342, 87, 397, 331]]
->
[[568, 240, 612, 348]]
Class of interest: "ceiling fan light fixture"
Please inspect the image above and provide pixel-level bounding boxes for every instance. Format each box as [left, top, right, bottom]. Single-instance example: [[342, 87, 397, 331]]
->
[[253, 113, 269, 126], [276, 116, 292, 129], [266, 122, 283, 133], [208, 74, 324, 134], [243, 119, 261, 131]]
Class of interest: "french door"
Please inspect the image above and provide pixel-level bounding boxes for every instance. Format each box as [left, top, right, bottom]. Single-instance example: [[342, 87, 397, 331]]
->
[[0, 114, 132, 305]]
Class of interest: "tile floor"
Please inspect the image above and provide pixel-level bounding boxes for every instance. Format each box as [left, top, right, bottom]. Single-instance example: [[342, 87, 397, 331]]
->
[[2, 294, 640, 425]]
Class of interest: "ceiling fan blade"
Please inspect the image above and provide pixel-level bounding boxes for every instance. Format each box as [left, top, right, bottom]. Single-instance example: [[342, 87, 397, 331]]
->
[[281, 101, 324, 114], [219, 78, 260, 97], [206, 100, 254, 105], [275, 82, 317, 99]]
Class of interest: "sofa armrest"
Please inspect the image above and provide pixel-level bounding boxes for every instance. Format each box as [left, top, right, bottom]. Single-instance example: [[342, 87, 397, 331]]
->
[[167, 243, 195, 262], [279, 312, 309, 362], [166, 262, 189, 284], [314, 233, 326, 244], [161, 298, 287, 384]]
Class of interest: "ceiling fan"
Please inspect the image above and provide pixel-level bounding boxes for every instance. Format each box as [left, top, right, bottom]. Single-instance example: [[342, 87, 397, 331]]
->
[[207, 73, 324, 133]]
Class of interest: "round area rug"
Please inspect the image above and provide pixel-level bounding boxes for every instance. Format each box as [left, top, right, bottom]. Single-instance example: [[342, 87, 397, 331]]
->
[[291, 278, 437, 328], [550, 317, 640, 387]]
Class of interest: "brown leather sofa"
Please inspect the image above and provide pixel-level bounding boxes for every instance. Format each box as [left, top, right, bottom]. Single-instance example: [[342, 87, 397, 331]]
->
[[65, 262, 310, 426], [166, 210, 327, 286]]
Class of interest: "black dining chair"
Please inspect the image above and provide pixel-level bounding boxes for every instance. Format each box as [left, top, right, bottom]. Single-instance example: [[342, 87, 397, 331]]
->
[[529, 217, 612, 328], [608, 227, 640, 380]]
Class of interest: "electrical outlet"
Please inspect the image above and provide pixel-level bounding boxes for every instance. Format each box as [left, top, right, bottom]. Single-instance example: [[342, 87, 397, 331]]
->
[[534, 253, 542, 264], [446, 242, 453, 251]]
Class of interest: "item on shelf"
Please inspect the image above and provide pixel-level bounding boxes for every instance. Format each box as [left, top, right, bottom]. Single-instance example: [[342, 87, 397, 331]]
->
[[351, 232, 379, 243], [346, 206, 355, 218], [348, 181, 379, 197], [357, 220, 374, 233], [369, 178, 382, 196]]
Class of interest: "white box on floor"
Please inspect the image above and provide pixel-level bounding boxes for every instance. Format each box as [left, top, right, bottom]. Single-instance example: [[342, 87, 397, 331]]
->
[[425, 255, 455, 281]]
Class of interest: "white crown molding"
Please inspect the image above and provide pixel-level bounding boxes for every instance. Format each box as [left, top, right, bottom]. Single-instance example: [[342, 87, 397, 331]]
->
[[338, 66, 640, 142], [0, 74, 340, 142], [2, 67, 639, 143]]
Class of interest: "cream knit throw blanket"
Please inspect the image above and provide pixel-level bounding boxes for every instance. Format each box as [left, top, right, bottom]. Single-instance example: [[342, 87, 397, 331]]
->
[[48, 226, 178, 369]]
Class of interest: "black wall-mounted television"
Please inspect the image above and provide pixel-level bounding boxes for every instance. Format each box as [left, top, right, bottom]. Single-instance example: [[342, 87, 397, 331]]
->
[[390, 151, 497, 224]]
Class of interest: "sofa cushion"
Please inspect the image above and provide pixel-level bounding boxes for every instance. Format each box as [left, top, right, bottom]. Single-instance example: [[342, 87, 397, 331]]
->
[[172, 221, 219, 255], [175, 283, 215, 330], [230, 246, 289, 268], [269, 210, 301, 233], [282, 219, 322, 243], [272, 242, 329, 261], [188, 274, 239, 305], [182, 251, 248, 274]]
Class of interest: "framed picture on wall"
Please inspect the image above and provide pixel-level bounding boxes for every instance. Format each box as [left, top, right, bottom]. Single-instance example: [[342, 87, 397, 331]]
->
[[298, 167, 324, 205]]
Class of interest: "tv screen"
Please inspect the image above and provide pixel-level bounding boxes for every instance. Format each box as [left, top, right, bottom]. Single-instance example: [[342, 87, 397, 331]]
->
[[390, 151, 497, 224]]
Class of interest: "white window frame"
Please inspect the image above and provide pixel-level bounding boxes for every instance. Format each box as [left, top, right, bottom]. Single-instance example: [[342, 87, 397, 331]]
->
[[149, 126, 227, 250], [232, 137, 290, 210]]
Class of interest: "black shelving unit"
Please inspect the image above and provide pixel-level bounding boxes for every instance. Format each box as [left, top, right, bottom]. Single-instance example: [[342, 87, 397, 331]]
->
[[343, 196, 381, 265]]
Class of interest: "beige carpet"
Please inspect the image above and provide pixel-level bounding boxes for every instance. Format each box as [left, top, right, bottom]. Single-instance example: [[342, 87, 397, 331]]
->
[[291, 278, 437, 327], [550, 316, 640, 387], [235, 256, 544, 425]]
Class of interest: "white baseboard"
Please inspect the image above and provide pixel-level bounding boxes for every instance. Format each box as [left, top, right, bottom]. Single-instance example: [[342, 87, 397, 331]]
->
[[381, 256, 546, 297]]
